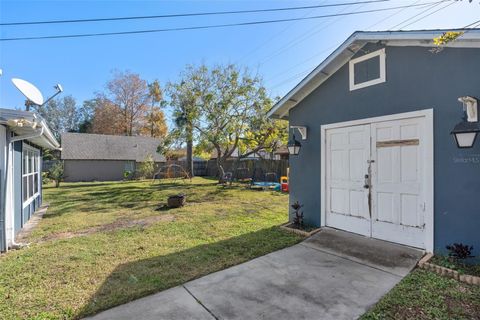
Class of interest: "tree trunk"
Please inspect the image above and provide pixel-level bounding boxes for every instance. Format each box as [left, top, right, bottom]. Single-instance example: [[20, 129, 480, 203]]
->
[[150, 104, 154, 137], [215, 147, 223, 182], [186, 124, 194, 178]]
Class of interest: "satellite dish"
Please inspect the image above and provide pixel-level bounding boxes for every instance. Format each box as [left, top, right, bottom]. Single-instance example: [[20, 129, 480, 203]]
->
[[11, 78, 44, 106]]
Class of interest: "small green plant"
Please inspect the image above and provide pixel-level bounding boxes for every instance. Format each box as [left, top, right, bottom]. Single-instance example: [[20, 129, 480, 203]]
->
[[291, 201, 304, 227], [42, 172, 51, 185], [48, 162, 64, 188], [123, 170, 132, 180], [137, 154, 155, 179], [446, 243, 474, 261]]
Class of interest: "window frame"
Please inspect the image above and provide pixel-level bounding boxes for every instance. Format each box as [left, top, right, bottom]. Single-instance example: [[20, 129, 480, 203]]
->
[[349, 48, 386, 91], [22, 144, 41, 207]]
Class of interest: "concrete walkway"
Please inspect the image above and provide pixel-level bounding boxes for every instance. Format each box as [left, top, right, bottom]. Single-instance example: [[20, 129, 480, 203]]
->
[[87, 228, 423, 320]]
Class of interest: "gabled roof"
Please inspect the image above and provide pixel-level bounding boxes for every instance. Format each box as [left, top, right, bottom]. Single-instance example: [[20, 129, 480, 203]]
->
[[61, 132, 165, 162], [267, 28, 480, 120], [0, 108, 60, 149]]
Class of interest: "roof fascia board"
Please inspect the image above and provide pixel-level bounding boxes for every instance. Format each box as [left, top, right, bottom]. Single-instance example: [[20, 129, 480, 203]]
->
[[0, 108, 60, 149], [267, 32, 362, 119], [268, 29, 480, 119]]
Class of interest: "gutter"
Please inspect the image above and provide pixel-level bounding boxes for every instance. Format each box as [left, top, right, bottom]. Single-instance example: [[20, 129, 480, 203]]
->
[[0, 125, 44, 252]]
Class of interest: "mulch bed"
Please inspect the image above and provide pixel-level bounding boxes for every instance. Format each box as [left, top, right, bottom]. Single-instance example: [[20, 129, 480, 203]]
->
[[280, 223, 321, 237]]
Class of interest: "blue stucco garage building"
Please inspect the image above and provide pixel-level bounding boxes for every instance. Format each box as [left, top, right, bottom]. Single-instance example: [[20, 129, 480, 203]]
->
[[268, 29, 480, 254]]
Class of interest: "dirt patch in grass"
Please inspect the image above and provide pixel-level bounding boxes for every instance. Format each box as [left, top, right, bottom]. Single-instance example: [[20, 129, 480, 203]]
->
[[40, 214, 175, 242]]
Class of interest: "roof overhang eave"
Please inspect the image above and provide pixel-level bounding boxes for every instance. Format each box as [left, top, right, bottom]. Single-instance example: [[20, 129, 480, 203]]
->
[[267, 31, 365, 120], [0, 108, 61, 150], [267, 29, 480, 120]]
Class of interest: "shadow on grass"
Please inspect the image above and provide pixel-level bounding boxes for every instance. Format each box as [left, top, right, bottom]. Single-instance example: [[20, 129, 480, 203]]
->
[[77, 226, 301, 319]]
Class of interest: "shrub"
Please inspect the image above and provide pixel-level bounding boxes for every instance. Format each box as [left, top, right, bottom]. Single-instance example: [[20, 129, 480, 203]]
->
[[42, 172, 51, 185], [291, 201, 304, 227], [48, 162, 64, 188], [137, 154, 155, 179], [446, 243, 474, 261], [123, 170, 132, 180]]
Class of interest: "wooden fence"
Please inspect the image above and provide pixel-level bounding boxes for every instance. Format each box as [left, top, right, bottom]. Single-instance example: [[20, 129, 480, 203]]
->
[[205, 159, 289, 181], [44, 158, 288, 181], [161, 159, 288, 181]]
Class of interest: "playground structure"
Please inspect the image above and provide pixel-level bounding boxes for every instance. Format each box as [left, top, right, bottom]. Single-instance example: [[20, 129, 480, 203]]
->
[[152, 164, 191, 184], [222, 164, 288, 192], [150, 159, 289, 191], [250, 172, 282, 191]]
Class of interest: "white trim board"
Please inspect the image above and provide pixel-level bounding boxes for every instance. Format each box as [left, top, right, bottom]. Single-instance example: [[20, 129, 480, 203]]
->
[[349, 48, 386, 91], [320, 109, 434, 252]]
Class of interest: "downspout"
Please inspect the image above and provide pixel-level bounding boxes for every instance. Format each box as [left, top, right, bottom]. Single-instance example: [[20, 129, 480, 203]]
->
[[1, 126, 44, 251]]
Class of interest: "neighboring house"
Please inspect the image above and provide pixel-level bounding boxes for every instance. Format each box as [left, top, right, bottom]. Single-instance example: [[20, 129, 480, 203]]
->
[[268, 29, 480, 254], [61, 133, 165, 181], [0, 108, 60, 252], [274, 146, 289, 160]]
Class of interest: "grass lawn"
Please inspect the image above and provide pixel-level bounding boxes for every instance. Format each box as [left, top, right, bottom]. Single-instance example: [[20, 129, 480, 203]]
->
[[361, 269, 480, 320], [0, 177, 301, 320]]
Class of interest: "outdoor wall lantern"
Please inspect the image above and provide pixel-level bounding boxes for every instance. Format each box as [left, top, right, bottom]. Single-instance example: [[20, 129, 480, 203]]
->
[[288, 126, 307, 155], [451, 96, 480, 148]]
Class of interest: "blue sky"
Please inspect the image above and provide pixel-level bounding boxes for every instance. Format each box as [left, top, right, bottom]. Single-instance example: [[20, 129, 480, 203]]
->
[[0, 0, 477, 113]]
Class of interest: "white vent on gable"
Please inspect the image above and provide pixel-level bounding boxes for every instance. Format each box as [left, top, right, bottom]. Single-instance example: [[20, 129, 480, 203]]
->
[[349, 48, 386, 91]]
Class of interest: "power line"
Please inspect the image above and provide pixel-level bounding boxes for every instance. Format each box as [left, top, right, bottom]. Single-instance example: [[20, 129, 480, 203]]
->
[[235, 0, 328, 65], [270, 67, 315, 90], [0, 1, 447, 42], [388, 0, 445, 29], [261, 0, 429, 85], [0, 0, 391, 26], [257, 2, 364, 65], [464, 19, 480, 28], [266, 0, 452, 94], [265, 43, 339, 82], [400, 1, 457, 29], [366, 0, 422, 30]]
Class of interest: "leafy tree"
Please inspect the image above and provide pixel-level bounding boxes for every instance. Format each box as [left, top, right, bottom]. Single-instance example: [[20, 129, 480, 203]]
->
[[140, 107, 168, 138], [167, 67, 204, 177], [166, 64, 286, 180], [105, 70, 150, 135], [181, 64, 277, 178], [77, 99, 97, 133], [33, 95, 80, 139], [91, 95, 124, 135], [143, 80, 168, 138]]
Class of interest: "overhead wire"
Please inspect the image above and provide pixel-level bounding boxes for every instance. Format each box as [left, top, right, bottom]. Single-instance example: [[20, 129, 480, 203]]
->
[[235, 0, 328, 65], [0, 1, 448, 42], [399, 0, 458, 29], [0, 0, 392, 26], [266, 0, 457, 93], [388, 0, 447, 29]]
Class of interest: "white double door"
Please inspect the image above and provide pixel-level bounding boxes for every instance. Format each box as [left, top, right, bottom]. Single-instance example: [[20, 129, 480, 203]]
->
[[325, 117, 426, 249]]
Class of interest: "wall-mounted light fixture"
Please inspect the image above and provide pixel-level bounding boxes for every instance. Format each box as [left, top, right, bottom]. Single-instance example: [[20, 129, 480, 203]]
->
[[288, 126, 307, 155], [451, 96, 480, 149]]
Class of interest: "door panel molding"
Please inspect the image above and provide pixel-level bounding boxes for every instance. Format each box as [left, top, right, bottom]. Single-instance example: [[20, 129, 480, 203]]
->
[[320, 109, 434, 252]]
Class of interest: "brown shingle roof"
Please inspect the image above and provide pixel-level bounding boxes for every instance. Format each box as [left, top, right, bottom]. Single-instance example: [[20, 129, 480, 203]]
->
[[61, 132, 165, 162]]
